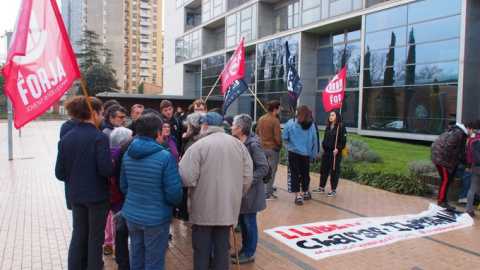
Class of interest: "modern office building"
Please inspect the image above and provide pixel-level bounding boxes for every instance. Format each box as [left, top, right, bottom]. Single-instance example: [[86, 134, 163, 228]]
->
[[61, 0, 163, 93], [164, 0, 480, 141]]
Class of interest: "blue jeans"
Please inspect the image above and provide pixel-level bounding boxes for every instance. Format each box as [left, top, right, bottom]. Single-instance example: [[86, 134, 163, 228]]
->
[[126, 220, 170, 270], [456, 171, 471, 199], [239, 212, 258, 257], [68, 200, 110, 270]]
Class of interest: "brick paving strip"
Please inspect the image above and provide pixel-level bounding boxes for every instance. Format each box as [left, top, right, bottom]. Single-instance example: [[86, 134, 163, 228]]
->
[[1, 121, 480, 270]]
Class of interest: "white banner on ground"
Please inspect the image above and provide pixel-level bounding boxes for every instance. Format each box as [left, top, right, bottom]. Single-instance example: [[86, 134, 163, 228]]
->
[[264, 204, 474, 260]]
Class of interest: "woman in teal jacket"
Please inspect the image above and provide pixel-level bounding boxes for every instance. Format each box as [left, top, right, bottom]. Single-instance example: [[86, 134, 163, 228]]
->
[[120, 113, 183, 270]]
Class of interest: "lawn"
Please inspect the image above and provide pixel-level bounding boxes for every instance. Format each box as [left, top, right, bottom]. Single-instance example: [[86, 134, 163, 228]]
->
[[348, 134, 432, 175]]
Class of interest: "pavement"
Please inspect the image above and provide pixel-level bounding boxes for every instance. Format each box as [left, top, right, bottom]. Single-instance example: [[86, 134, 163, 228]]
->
[[1, 120, 480, 270]]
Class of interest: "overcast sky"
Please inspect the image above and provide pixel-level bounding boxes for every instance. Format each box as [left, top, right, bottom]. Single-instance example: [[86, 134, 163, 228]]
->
[[0, 0, 61, 63]]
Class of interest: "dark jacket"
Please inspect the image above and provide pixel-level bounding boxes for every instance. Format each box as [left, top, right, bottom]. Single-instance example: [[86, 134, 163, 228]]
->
[[126, 121, 137, 137], [431, 124, 468, 174], [102, 120, 116, 140], [322, 123, 347, 152], [55, 122, 115, 204], [59, 119, 78, 138], [241, 134, 268, 214], [120, 136, 183, 226]]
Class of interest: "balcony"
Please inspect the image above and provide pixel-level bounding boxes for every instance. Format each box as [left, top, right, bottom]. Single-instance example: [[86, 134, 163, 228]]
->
[[139, 71, 151, 77], [139, 12, 151, 18], [139, 63, 151, 68], [140, 3, 151, 9], [139, 20, 151, 26], [140, 38, 151, 43], [140, 29, 150, 35], [139, 46, 150, 52], [139, 54, 151, 60]]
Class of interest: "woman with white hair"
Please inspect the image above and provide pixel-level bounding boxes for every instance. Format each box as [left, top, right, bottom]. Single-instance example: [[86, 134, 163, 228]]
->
[[103, 127, 133, 259], [230, 114, 269, 264]]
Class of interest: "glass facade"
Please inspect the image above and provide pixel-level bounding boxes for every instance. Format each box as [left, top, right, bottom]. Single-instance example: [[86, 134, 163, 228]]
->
[[175, 29, 201, 63], [363, 0, 461, 135], [316, 28, 361, 128], [201, 51, 256, 98], [256, 35, 300, 121], [201, 54, 225, 97]]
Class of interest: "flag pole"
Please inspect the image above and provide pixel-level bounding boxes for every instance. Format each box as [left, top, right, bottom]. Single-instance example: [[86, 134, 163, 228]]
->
[[204, 74, 222, 102], [332, 106, 342, 170], [79, 77, 99, 129], [247, 87, 267, 112]]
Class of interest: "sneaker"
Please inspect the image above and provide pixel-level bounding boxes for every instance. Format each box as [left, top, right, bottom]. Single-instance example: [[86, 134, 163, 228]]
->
[[235, 224, 241, 232], [327, 190, 337, 197], [112, 250, 116, 261], [266, 193, 277, 201], [437, 201, 456, 211], [304, 191, 312, 201], [232, 253, 255, 264], [458, 198, 467, 204], [295, 196, 303, 205], [230, 248, 243, 258], [312, 188, 325, 194], [465, 210, 475, 217], [103, 245, 113, 255]]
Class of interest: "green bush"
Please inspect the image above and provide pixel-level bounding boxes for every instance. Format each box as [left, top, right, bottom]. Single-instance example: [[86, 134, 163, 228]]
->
[[408, 160, 436, 176], [346, 137, 381, 163], [351, 172, 433, 196]]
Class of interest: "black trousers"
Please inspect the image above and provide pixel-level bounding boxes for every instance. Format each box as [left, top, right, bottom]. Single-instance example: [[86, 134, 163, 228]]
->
[[68, 200, 110, 270], [192, 225, 230, 270], [320, 150, 343, 190], [288, 151, 311, 193], [114, 213, 130, 270], [435, 164, 455, 202]]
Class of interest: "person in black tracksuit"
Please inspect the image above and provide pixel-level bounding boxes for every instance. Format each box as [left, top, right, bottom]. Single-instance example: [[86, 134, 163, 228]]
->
[[313, 109, 347, 197]]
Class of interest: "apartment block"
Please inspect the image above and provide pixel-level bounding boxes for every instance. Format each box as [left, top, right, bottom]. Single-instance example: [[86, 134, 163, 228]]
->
[[164, 0, 480, 141], [62, 0, 163, 93]]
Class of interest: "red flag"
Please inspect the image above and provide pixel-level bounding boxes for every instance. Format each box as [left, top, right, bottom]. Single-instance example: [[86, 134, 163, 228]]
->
[[1, 0, 81, 129], [221, 37, 245, 94], [322, 65, 347, 112]]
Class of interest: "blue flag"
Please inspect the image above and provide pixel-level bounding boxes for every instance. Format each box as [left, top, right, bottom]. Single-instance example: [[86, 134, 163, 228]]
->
[[285, 41, 302, 112], [222, 79, 249, 114]]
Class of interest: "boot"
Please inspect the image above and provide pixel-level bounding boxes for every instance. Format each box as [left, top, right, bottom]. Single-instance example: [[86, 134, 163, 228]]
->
[[438, 201, 456, 211]]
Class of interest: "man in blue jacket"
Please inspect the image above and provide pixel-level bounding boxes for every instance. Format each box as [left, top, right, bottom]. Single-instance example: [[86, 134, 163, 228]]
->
[[120, 113, 183, 270]]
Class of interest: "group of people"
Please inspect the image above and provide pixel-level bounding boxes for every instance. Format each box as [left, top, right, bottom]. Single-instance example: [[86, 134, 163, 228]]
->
[[430, 120, 480, 217], [54, 95, 349, 270]]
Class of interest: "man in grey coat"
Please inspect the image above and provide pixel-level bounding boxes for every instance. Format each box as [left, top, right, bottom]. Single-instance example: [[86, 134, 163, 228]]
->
[[179, 112, 253, 270]]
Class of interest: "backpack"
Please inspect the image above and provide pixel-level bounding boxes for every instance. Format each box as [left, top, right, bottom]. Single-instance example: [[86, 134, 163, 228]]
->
[[342, 144, 348, 157], [246, 142, 272, 184], [109, 162, 123, 204], [472, 139, 480, 165]]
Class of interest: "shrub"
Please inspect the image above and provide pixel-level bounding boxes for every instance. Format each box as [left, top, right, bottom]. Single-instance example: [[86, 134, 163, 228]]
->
[[340, 165, 356, 179], [408, 160, 436, 176], [346, 138, 381, 163]]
